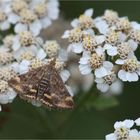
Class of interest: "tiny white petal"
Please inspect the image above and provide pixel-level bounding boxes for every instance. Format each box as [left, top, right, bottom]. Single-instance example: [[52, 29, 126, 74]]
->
[[65, 85, 74, 97], [115, 59, 125, 65], [128, 39, 138, 51], [29, 20, 42, 36], [60, 70, 70, 82], [118, 32, 127, 42], [107, 47, 118, 56], [118, 70, 127, 81], [7, 89, 17, 101], [129, 129, 140, 137], [104, 44, 112, 50], [62, 30, 70, 38], [0, 21, 10, 30], [84, 8, 93, 17], [131, 21, 140, 30], [114, 121, 124, 129], [95, 78, 104, 84], [95, 35, 105, 44], [79, 57, 89, 65], [71, 19, 79, 28], [71, 43, 83, 54], [8, 13, 20, 24], [105, 133, 116, 140], [79, 64, 92, 75], [95, 19, 109, 34], [97, 83, 109, 93], [14, 23, 27, 33], [37, 48, 46, 60], [12, 62, 20, 73], [110, 80, 123, 95], [12, 37, 21, 51], [135, 118, 140, 126], [47, 6, 59, 20], [123, 119, 134, 128], [19, 60, 30, 74], [126, 72, 138, 82], [103, 61, 113, 71], [82, 51, 91, 57], [136, 68, 140, 75], [95, 66, 107, 78], [95, 46, 104, 56], [83, 29, 95, 35], [41, 17, 52, 28]]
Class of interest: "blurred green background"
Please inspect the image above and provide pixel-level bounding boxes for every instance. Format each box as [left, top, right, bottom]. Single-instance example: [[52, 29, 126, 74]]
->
[[0, 1, 140, 139]]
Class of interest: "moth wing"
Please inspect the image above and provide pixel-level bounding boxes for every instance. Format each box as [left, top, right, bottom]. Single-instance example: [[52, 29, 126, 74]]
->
[[41, 67, 74, 109], [9, 65, 46, 101]]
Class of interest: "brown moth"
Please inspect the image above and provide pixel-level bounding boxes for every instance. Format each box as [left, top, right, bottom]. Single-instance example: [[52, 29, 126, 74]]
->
[[8, 60, 74, 109]]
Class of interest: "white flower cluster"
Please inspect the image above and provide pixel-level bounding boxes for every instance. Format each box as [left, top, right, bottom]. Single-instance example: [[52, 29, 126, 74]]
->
[[0, 0, 73, 110], [0, 32, 72, 109], [106, 118, 140, 140], [62, 9, 140, 93], [0, 0, 59, 35]]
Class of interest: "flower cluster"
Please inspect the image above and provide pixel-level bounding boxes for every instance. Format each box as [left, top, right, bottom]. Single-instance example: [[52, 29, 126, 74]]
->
[[0, 31, 72, 109], [0, 0, 59, 35], [0, 0, 73, 111], [62, 9, 140, 93], [106, 118, 140, 140]]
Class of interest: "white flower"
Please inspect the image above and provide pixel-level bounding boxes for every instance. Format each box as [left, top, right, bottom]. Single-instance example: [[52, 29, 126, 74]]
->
[[43, 40, 60, 58], [7, 0, 59, 35], [12, 31, 40, 51], [114, 120, 134, 129], [14, 9, 42, 36], [0, 88, 17, 104], [71, 8, 94, 29], [95, 71, 117, 93], [13, 46, 38, 61], [103, 31, 127, 57], [0, 80, 17, 111], [106, 119, 134, 140], [30, 0, 59, 29], [79, 50, 113, 78], [117, 58, 140, 82], [135, 118, 140, 126]]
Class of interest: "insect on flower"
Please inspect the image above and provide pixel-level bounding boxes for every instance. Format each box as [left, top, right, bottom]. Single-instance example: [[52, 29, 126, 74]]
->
[[8, 60, 74, 110]]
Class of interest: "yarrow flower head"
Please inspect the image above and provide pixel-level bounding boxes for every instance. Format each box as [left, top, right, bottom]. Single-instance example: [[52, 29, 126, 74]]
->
[[63, 8, 140, 93], [0, 0, 75, 111], [0, 0, 59, 36], [106, 118, 140, 140]]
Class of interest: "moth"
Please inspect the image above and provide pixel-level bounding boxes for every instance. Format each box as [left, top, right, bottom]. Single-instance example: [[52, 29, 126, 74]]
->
[[8, 61, 74, 109]]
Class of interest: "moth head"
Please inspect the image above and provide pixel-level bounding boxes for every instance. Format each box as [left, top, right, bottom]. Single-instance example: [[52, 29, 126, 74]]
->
[[51, 93, 74, 109]]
